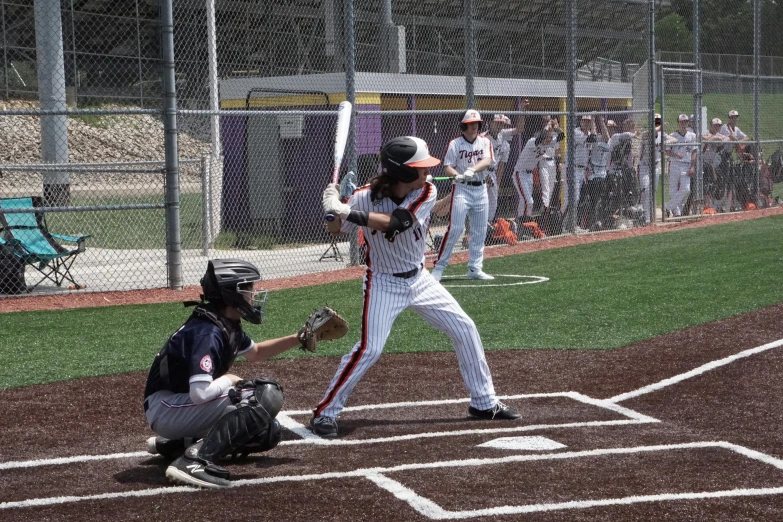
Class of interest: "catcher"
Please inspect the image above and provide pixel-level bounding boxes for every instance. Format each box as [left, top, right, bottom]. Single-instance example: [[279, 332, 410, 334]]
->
[[143, 259, 347, 489]]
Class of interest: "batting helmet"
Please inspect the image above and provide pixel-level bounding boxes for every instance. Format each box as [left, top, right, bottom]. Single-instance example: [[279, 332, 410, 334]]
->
[[460, 109, 484, 131], [201, 259, 267, 324], [380, 136, 441, 183]]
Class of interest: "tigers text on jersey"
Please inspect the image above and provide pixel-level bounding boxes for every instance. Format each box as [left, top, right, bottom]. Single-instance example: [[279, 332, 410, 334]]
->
[[444, 135, 494, 180], [340, 183, 436, 275]]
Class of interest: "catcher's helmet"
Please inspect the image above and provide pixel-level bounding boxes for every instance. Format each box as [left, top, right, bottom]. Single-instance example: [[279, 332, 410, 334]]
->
[[460, 109, 484, 131], [380, 136, 441, 183], [201, 259, 267, 324]]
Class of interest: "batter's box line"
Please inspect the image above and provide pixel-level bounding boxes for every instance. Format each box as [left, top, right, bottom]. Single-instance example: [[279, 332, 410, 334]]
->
[[277, 391, 660, 446], [5, 441, 780, 513], [0, 393, 657, 471], [355, 441, 783, 520]]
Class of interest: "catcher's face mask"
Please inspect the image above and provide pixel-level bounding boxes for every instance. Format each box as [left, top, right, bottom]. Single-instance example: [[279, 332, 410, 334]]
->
[[236, 281, 267, 324]]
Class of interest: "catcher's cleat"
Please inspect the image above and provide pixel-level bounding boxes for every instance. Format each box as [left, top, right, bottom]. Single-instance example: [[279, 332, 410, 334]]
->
[[466, 270, 494, 281], [468, 401, 521, 420], [166, 445, 231, 489], [146, 436, 189, 461], [309, 416, 339, 438]]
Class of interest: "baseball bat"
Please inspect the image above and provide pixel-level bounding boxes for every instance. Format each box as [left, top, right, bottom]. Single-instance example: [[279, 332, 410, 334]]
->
[[325, 100, 353, 222]]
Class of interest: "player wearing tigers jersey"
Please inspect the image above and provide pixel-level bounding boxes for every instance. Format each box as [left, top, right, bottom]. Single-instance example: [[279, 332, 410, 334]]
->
[[316, 136, 520, 438], [432, 109, 495, 282]]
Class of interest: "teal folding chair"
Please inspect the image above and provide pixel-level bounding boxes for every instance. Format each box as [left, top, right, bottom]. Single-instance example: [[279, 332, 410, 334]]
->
[[0, 196, 91, 291]]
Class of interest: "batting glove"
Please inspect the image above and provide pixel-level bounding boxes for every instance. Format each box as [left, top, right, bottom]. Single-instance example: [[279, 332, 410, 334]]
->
[[454, 174, 465, 184], [463, 169, 476, 182]]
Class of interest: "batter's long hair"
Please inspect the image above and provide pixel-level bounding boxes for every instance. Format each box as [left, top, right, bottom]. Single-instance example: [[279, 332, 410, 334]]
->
[[369, 173, 398, 202]]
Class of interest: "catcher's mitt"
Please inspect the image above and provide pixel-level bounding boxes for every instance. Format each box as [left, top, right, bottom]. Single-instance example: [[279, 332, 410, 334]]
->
[[297, 307, 349, 352]]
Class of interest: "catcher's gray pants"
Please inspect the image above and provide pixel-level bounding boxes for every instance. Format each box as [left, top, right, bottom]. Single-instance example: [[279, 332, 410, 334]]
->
[[313, 269, 498, 419], [145, 389, 234, 440]]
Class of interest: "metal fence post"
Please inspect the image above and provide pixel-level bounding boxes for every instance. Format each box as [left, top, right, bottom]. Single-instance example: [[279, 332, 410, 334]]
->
[[464, 0, 475, 109], [34, 0, 70, 205], [345, 0, 361, 266], [160, 0, 182, 289], [564, 0, 576, 233], [648, 0, 657, 223], [753, 0, 761, 204], [693, 0, 703, 214], [201, 153, 210, 256]]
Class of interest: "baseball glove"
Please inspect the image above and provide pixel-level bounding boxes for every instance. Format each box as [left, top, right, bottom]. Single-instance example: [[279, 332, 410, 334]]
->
[[297, 307, 349, 352]]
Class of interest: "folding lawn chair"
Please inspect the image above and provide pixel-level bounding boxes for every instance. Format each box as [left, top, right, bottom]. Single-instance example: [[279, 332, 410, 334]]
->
[[0, 196, 91, 291]]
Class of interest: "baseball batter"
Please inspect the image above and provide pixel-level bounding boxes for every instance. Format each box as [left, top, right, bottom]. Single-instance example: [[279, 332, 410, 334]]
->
[[316, 136, 520, 438], [432, 110, 495, 281], [665, 114, 697, 217]]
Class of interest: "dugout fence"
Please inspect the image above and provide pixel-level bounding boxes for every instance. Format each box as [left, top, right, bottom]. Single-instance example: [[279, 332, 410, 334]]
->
[[0, 0, 781, 297]]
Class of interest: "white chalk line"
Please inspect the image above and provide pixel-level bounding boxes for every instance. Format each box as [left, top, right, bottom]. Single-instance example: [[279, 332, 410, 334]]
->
[[440, 274, 549, 288], [609, 338, 783, 403], [5, 441, 783, 513], [1, 392, 655, 469]]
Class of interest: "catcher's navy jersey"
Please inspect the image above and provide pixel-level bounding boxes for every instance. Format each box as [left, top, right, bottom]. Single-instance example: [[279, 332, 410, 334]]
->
[[144, 312, 253, 398]]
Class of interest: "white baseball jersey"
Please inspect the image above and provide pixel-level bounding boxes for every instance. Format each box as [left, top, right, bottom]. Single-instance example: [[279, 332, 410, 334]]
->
[[669, 130, 697, 164], [340, 183, 436, 275], [511, 137, 538, 217], [702, 133, 726, 168], [573, 128, 592, 167], [444, 135, 494, 181], [588, 139, 611, 179], [513, 137, 539, 173], [484, 129, 514, 167], [720, 124, 747, 141]]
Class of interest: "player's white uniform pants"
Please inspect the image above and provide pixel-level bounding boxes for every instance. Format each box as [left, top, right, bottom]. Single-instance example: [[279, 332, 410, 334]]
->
[[665, 161, 691, 216], [512, 170, 534, 218], [639, 162, 661, 222], [313, 270, 498, 418], [434, 183, 489, 273], [563, 166, 588, 217], [486, 170, 499, 224], [539, 161, 557, 208]]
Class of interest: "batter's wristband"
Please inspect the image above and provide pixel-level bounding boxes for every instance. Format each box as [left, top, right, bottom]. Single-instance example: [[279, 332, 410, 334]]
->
[[346, 210, 369, 226]]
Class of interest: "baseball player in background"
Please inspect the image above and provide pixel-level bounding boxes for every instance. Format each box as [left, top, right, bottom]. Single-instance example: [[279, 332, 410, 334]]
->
[[512, 123, 563, 225], [702, 117, 731, 212], [537, 116, 565, 214], [144, 259, 305, 488], [562, 115, 595, 222], [482, 99, 528, 229], [432, 109, 495, 281], [316, 136, 521, 438], [665, 114, 698, 217], [637, 113, 666, 223]]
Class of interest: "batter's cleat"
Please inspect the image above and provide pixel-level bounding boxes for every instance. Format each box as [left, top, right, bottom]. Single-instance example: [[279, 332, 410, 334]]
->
[[431, 268, 444, 282], [166, 444, 231, 489], [146, 436, 188, 461], [309, 416, 339, 438], [468, 401, 521, 420], [466, 270, 494, 280]]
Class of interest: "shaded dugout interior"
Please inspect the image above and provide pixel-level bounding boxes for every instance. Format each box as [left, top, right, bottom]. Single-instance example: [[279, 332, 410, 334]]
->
[[218, 72, 633, 242]]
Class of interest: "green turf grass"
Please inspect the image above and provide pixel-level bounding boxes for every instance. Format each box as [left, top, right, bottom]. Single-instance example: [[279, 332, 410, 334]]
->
[[1, 215, 782, 389]]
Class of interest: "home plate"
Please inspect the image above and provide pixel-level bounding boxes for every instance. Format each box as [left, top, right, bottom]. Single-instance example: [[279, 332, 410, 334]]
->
[[478, 436, 567, 451]]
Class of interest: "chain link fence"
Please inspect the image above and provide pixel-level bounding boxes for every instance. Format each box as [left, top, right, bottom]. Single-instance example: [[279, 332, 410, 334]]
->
[[1, 0, 781, 297]]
